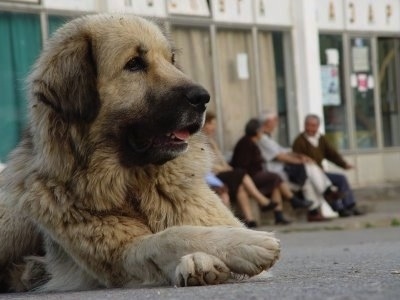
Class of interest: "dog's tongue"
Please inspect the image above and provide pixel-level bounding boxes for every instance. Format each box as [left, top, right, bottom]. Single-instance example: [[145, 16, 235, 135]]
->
[[173, 129, 190, 141]]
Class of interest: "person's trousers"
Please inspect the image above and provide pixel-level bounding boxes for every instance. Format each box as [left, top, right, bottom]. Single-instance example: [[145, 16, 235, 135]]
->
[[326, 172, 356, 210], [304, 163, 332, 194]]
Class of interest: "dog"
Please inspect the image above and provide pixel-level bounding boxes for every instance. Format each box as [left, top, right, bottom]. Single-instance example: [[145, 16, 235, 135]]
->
[[0, 14, 280, 292]]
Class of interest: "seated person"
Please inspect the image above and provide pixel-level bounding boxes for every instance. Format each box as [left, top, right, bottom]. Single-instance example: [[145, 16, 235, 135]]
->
[[292, 114, 363, 216], [230, 118, 313, 221], [205, 171, 230, 208], [202, 111, 279, 228], [258, 111, 341, 222]]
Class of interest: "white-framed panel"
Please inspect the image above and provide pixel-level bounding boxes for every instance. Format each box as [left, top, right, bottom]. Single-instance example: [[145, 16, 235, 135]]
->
[[374, 0, 400, 32], [345, 0, 400, 32], [254, 0, 292, 26], [317, 0, 345, 30], [104, 0, 167, 17], [2, 0, 39, 3], [42, 0, 97, 12], [210, 0, 253, 24], [167, 0, 210, 17]]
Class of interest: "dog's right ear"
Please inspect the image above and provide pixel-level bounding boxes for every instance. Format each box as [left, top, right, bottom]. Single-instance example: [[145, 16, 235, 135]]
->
[[30, 29, 100, 123]]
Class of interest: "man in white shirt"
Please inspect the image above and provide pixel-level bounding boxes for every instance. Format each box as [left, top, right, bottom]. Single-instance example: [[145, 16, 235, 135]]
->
[[258, 111, 343, 221]]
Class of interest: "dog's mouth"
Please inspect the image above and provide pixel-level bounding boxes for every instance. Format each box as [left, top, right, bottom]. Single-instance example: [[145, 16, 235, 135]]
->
[[126, 122, 200, 155]]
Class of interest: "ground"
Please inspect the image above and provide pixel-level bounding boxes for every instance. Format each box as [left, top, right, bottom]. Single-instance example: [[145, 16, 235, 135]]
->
[[3, 227, 399, 300]]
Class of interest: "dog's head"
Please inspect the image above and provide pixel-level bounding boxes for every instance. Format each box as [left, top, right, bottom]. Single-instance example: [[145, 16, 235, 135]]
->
[[29, 14, 209, 166]]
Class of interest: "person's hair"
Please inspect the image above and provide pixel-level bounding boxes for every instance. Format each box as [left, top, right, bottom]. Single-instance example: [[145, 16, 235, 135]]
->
[[205, 110, 216, 124], [305, 114, 321, 124], [259, 110, 277, 123], [245, 118, 261, 137]]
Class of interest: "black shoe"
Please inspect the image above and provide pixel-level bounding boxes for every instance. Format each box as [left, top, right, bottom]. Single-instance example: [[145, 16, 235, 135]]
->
[[338, 209, 352, 217], [351, 207, 365, 216], [275, 218, 292, 225], [323, 186, 344, 204], [260, 202, 278, 212], [290, 196, 313, 209], [244, 220, 258, 228]]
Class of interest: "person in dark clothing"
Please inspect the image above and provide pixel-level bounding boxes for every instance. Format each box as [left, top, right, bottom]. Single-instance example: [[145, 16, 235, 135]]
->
[[231, 119, 312, 224], [202, 112, 278, 228], [292, 114, 364, 216]]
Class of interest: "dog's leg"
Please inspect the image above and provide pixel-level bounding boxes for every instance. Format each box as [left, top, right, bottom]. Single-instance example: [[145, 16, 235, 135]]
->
[[0, 204, 43, 291], [124, 226, 280, 287]]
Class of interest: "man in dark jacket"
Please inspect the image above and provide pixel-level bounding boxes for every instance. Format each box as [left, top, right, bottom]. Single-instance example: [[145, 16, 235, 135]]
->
[[292, 114, 363, 216]]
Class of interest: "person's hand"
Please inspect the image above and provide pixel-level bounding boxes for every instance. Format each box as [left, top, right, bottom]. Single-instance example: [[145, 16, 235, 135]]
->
[[344, 163, 354, 170], [299, 154, 314, 164]]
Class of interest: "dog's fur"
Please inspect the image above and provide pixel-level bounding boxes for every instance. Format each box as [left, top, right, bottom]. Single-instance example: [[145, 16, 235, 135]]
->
[[0, 14, 280, 292]]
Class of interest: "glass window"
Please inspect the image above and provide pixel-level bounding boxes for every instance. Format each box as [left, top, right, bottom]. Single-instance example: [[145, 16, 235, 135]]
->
[[350, 37, 377, 149], [377, 38, 400, 147], [48, 15, 71, 37], [0, 12, 41, 162], [319, 34, 349, 150], [272, 32, 289, 146]]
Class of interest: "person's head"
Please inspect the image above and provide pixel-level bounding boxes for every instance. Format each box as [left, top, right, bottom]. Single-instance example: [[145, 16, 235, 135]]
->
[[304, 114, 321, 137], [203, 110, 217, 137], [259, 110, 278, 134], [245, 118, 262, 139]]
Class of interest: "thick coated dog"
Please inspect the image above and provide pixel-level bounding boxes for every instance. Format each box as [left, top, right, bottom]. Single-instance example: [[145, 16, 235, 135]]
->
[[0, 14, 280, 292]]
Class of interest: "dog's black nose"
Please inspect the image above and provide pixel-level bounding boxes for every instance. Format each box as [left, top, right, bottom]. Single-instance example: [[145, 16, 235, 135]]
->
[[185, 86, 210, 107]]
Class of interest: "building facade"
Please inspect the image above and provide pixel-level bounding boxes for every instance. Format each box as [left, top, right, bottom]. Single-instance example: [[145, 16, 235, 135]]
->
[[0, 0, 399, 186]]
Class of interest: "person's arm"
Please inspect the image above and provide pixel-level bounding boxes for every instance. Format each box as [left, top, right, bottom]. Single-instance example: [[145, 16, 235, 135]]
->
[[274, 152, 300, 164], [292, 135, 315, 164], [321, 136, 351, 169]]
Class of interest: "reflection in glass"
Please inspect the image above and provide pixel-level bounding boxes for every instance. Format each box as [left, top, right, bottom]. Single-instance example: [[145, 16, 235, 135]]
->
[[378, 38, 400, 147], [319, 34, 349, 150], [350, 37, 377, 149]]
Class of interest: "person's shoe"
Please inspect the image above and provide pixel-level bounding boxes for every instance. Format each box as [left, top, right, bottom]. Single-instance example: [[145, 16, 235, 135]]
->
[[244, 220, 257, 228], [275, 218, 292, 225], [260, 202, 278, 212], [323, 186, 344, 204], [338, 209, 352, 217], [290, 196, 313, 209], [351, 207, 365, 216], [307, 211, 330, 222]]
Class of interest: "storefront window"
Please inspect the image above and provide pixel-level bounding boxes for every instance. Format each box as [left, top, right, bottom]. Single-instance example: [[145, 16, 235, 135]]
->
[[272, 32, 289, 146], [378, 38, 400, 147], [216, 29, 257, 151], [0, 12, 41, 162], [349, 37, 377, 149], [319, 34, 349, 150], [170, 26, 215, 112], [48, 15, 71, 36]]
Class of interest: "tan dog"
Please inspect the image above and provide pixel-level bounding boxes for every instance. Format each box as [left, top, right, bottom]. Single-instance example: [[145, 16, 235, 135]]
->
[[0, 14, 280, 292]]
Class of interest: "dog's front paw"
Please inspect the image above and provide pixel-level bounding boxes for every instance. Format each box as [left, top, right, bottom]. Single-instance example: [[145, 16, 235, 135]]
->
[[175, 252, 230, 286], [221, 229, 280, 277]]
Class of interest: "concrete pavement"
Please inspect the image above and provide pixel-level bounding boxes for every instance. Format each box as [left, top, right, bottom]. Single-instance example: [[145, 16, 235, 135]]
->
[[260, 183, 400, 232]]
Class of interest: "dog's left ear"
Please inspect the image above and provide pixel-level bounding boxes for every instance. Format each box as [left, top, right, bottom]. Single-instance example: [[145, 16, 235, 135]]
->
[[31, 30, 100, 123]]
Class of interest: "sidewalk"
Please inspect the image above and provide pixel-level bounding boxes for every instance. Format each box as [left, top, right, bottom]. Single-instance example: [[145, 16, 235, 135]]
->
[[259, 183, 400, 232]]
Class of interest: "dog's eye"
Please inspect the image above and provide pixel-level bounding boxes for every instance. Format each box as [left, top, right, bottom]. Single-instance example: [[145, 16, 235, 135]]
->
[[124, 57, 147, 72]]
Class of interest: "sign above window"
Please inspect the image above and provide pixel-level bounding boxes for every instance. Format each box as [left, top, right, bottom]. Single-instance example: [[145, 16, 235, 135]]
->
[[210, 0, 253, 24], [104, 0, 167, 17], [42, 0, 97, 12], [167, 0, 210, 17]]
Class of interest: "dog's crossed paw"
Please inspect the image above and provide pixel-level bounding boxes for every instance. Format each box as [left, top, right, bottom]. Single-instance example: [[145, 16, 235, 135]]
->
[[224, 230, 281, 276], [175, 252, 230, 286]]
